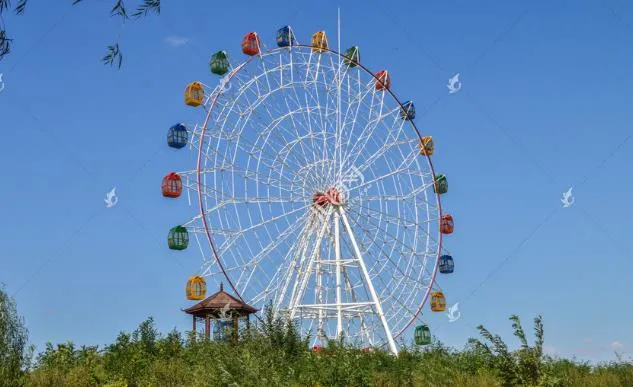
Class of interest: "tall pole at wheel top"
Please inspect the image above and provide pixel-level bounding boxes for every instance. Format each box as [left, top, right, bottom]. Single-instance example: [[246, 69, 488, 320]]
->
[[337, 7, 343, 179], [335, 6, 344, 341]]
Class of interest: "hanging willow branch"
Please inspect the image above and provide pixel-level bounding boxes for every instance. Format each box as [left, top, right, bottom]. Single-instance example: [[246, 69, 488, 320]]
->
[[102, 43, 122, 69], [14, 0, 26, 14], [132, 0, 159, 18], [110, 0, 128, 20], [0, 0, 11, 13], [0, 0, 160, 68], [0, 30, 11, 59], [0, 0, 27, 60]]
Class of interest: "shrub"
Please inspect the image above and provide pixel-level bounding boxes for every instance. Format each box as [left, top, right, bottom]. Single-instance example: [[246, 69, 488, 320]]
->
[[0, 285, 33, 386], [14, 308, 633, 387]]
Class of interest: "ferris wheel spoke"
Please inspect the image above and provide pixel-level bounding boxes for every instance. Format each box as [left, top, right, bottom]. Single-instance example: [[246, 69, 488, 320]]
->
[[347, 149, 421, 193], [252, 216, 315, 308], [374, 275, 427, 334], [182, 164, 307, 198], [185, 167, 300, 195], [346, 202, 439, 259], [191, 172, 304, 202], [347, 165, 433, 203], [342, 78, 382, 155], [347, 191, 418, 277], [211, 211, 310, 297], [338, 73, 374, 166], [197, 133, 311, 196], [233, 211, 310, 295], [291, 80, 336, 182], [238, 208, 310, 275], [217, 104, 313, 177], [214, 69, 321, 175], [342, 210, 427, 290], [289, 207, 333, 318], [340, 219, 430, 336], [302, 49, 324, 85], [207, 200, 313, 237], [341, 102, 403, 167], [320, 55, 346, 182], [271, 215, 318, 312], [350, 191, 440, 219], [347, 201, 434, 229], [344, 206, 439, 288], [293, 50, 340, 184], [200, 138, 304, 195], [346, 167, 411, 198], [279, 82, 335, 182], [345, 120, 413, 179], [227, 81, 339, 183], [338, 80, 411, 174]]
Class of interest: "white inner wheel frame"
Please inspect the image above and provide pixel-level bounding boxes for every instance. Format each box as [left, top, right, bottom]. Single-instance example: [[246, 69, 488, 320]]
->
[[179, 45, 444, 354]]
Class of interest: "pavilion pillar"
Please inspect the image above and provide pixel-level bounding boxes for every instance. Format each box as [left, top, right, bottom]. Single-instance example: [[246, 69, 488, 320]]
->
[[232, 315, 239, 342], [192, 316, 197, 333], [205, 315, 210, 339]]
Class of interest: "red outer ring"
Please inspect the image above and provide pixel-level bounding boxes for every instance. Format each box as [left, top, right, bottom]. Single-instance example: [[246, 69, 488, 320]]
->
[[196, 44, 444, 339]]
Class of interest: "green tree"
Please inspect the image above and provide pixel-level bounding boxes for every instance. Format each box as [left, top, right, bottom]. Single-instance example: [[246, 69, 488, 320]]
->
[[0, 284, 33, 386]]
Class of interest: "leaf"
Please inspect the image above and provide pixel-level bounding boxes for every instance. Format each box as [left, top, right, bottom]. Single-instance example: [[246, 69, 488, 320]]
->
[[102, 43, 123, 69], [132, 0, 159, 18], [14, 0, 27, 15], [533, 315, 544, 358], [0, 29, 12, 60], [110, 0, 128, 20], [0, 0, 9, 13], [510, 315, 529, 350]]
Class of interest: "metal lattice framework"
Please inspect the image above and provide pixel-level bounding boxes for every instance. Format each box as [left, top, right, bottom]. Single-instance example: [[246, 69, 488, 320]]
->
[[174, 37, 446, 354]]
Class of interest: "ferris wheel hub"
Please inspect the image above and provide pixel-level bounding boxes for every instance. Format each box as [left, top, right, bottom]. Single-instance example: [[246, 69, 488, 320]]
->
[[312, 187, 342, 206]]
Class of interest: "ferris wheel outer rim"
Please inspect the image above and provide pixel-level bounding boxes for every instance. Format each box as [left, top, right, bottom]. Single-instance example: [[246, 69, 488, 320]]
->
[[193, 43, 445, 341]]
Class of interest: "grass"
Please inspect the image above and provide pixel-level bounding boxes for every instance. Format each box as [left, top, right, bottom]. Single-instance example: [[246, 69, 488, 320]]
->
[[15, 312, 633, 387], [2, 288, 632, 386]]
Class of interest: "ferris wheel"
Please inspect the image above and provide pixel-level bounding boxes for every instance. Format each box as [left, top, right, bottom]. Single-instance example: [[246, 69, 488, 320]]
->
[[162, 26, 456, 355]]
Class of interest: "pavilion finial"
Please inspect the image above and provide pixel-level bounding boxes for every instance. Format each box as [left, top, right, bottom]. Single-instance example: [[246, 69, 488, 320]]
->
[[220, 282, 224, 291]]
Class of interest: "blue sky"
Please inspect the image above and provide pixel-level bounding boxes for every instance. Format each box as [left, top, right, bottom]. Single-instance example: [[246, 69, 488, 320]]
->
[[1, 0, 632, 363]]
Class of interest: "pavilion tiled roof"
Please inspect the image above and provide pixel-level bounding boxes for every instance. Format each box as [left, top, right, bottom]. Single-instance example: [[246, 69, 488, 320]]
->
[[183, 283, 258, 316]]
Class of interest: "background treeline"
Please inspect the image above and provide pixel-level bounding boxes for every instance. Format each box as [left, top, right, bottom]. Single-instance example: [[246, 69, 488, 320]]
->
[[2, 288, 632, 386]]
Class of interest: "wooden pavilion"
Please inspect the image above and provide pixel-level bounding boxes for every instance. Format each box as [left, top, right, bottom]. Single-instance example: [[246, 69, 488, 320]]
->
[[183, 283, 257, 340]]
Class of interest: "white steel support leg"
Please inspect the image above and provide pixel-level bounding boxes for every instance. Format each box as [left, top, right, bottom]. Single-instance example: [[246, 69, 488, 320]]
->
[[290, 209, 331, 320], [316, 242, 324, 342], [338, 206, 398, 355], [334, 211, 343, 339], [275, 221, 312, 317], [342, 266, 373, 346], [285, 220, 315, 316]]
